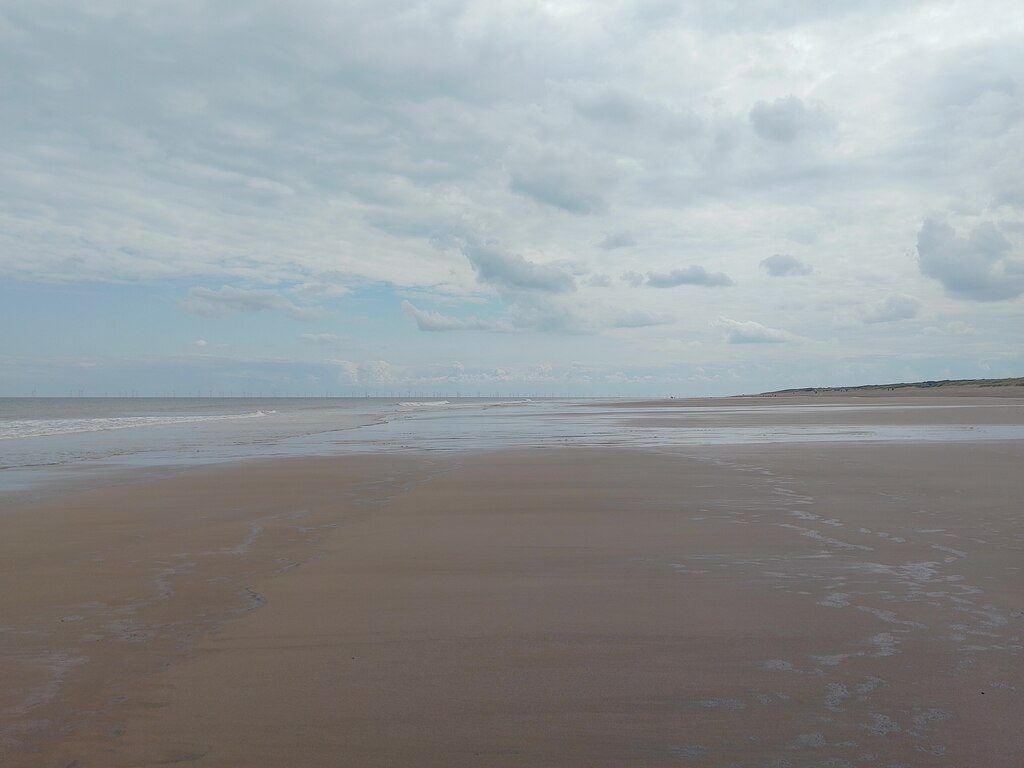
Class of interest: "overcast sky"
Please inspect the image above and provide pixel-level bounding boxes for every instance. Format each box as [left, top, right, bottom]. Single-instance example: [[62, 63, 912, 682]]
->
[[2, 0, 1022, 396]]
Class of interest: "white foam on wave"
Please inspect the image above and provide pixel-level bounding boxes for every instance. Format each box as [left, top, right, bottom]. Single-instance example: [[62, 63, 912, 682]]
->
[[0, 410, 274, 440], [397, 400, 450, 408]]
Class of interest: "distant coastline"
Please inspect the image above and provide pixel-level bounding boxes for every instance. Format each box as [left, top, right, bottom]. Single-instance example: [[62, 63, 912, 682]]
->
[[761, 376, 1024, 396]]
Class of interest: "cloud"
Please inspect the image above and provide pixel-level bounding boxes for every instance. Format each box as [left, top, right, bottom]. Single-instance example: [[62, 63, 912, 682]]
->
[[597, 232, 637, 249], [435, 239, 599, 334], [401, 300, 508, 332], [622, 271, 645, 287], [299, 332, 341, 344], [572, 87, 702, 140], [922, 321, 978, 336], [507, 151, 613, 215], [862, 293, 922, 324], [335, 359, 398, 385], [945, 320, 977, 335], [645, 266, 734, 288], [917, 218, 1024, 301], [291, 282, 351, 300], [609, 310, 672, 328], [509, 172, 607, 215], [749, 96, 831, 143], [4, 2, 1023, 398], [574, 89, 643, 125], [761, 254, 813, 277], [505, 293, 595, 335], [183, 286, 322, 321], [193, 339, 208, 347], [464, 241, 576, 294], [715, 317, 798, 344]]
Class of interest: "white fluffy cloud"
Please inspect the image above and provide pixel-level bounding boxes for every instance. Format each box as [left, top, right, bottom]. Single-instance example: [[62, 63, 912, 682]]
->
[[299, 333, 342, 344], [715, 317, 799, 344], [335, 359, 399, 386]]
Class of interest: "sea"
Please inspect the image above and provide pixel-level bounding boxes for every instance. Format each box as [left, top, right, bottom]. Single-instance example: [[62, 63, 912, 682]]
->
[[0, 397, 556, 497], [3, 396, 1024, 499]]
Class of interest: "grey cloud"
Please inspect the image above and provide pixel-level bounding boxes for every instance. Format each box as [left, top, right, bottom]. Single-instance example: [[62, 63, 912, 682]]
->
[[927, 43, 1022, 122], [597, 231, 637, 249], [572, 88, 702, 140], [465, 241, 576, 294], [715, 317, 798, 344], [883, 41, 1024, 207], [457, 238, 596, 334], [761, 254, 813, 277], [402, 301, 508, 332], [509, 168, 608, 215], [917, 218, 1024, 301], [862, 293, 922, 324], [668, 1, 923, 32], [184, 286, 322, 321], [749, 96, 830, 143], [506, 293, 595, 335], [0, 0, 980, 299], [506, 140, 619, 217], [622, 271, 645, 287], [575, 89, 641, 125], [646, 266, 734, 288]]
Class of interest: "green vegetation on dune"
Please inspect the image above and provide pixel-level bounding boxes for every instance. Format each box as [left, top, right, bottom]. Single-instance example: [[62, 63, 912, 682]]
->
[[765, 377, 1024, 395]]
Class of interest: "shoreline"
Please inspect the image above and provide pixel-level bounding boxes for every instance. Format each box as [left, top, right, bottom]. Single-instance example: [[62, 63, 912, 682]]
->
[[7, 394, 1024, 504], [614, 384, 1024, 408], [2, 396, 1022, 766]]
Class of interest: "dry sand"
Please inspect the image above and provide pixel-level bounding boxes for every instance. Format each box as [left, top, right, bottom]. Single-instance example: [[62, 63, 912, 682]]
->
[[2, 398, 1023, 767]]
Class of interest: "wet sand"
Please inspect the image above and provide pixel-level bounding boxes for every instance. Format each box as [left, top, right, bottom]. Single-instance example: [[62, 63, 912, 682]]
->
[[2, 398, 1023, 767]]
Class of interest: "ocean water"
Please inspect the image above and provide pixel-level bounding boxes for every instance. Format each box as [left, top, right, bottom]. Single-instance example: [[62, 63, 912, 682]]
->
[[0, 397, 578, 495], [0, 398, 385, 467], [3, 397, 1023, 499]]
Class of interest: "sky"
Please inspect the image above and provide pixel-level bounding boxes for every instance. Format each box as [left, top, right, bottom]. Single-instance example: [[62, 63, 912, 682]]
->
[[2, 0, 1022, 397]]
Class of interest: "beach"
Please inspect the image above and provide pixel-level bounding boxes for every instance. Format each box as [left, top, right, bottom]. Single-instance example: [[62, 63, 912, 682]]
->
[[2, 393, 1023, 766]]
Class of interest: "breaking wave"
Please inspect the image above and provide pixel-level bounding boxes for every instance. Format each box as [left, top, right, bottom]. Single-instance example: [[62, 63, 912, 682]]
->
[[0, 410, 275, 440]]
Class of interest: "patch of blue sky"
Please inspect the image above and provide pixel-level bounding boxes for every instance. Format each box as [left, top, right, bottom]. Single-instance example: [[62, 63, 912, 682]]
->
[[2, 280, 195, 358]]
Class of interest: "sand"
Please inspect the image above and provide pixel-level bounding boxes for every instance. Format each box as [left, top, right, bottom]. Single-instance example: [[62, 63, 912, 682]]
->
[[2, 397, 1023, 767]]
